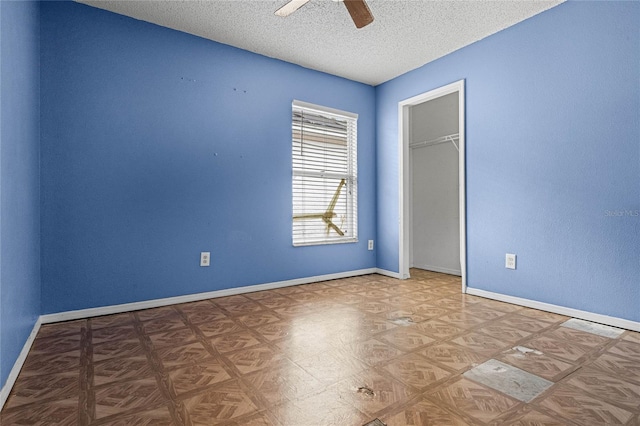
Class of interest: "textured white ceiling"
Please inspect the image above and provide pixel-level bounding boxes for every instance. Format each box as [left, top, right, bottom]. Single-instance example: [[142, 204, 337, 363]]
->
[[77, 0, 563, 86]]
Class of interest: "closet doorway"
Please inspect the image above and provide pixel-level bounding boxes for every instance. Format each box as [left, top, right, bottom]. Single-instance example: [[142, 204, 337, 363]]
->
[[398, 80, 466, 292]]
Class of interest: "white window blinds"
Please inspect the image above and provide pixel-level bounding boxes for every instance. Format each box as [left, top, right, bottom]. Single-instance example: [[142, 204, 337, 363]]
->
[[292, 100, 358, 246]]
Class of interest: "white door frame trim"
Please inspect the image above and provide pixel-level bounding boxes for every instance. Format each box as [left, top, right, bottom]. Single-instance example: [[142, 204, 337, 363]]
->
[[398, 80, 467, 293]]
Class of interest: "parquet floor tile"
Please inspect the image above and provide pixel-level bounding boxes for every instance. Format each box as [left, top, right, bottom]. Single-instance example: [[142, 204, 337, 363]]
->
[[224, 344, 287, 375], [589, 351, 640, 384], [287, 291, 324, 303], [180, 307, 228, 325], [167, 359, 233, 397], [384, 309, 432, 323], [19, 349, 81, 377], [31, 334, 82, 354], [413, 319, 466, 340], [358, 300, 396, 315], [607, 339, 640, 363], [255, 296, 298, 310], [226, 411, 278, 426], [476, 323, 533, 343], [381, 352, 453, 390], [295, 349, 368, 384], [272, 303, 316, 318], [2, 270, 639, 425], [242, 359, 324, 405], [136, 306, 179, 321], [496, 314, 557, 333], [420, 342, 488, 372], [274, 334, 337, 362], [328, 368, 418, 417], [1, 396, 79, 425], [410, 302, 452, 319], [347, 338, 404, 366], [522, 334, 594, 362], [147, 327, 199, 349], [450, 331, 510, 356], [496, 345, 576, 382], [217, 300, 265, 316], [433, 297, 478, 311], [252, 320, 294, 342], [96, 406, 175, 426], [181, 379, 259, 423], [93, 377, 168, 421], [355, 315, 399, 335], [502, 408, 578, 425], [269, 387, 369, 426], [92, 339, 145, 362], [463, 307, 508, 322], [37, 320, 86, 338], [475, 299, 524, 314], [355, 288, 394, 299], [3, 371, 79, 409], [518, 307, 568, 323], [194, 318, 244, 337], [622, 330, 640, 343], [437, 311, 489, 328], [91, 324, 138, 345], [236, 311, 283, 328], [539, 383, 634, 425], [382, 397, 470, 425], [92, 355, 156, 387], [244, 291, 280, 301], [139, 314, 188, 334], [401, 290, 440, 302], [564, 366, 640, 410], [544, 326, 610, 348], [428, 377, 521, 423], [155, 341, 214, 368], [377, 327, 436, 351]]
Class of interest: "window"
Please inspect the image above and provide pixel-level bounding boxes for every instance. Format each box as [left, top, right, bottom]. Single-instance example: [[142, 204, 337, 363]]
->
[[292, 100, 358, 246]]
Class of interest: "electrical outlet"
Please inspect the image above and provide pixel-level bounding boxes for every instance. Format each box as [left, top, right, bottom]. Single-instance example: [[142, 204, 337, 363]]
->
[[368, 240, 374, 251], [200, 252, 210, 267], [505, 253, 516, 270]]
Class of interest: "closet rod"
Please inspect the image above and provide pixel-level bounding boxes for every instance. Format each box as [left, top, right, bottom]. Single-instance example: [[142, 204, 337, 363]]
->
[[409, 133, 459, 152]]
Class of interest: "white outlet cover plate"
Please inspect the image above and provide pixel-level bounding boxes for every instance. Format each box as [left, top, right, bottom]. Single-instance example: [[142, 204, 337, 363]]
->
[[200, 252, 211, 267], [505, 253, 516, 269]]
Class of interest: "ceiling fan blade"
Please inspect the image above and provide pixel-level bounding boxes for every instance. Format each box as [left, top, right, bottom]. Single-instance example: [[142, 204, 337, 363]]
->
[[275, 0, 311, 17], [343, 0, 374, 29]]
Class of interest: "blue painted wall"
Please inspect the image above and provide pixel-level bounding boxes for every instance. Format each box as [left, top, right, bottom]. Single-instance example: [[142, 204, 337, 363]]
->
[[40, 2, 376, 314], [376, 1, 639, 321], [0, 0, 41, 392]]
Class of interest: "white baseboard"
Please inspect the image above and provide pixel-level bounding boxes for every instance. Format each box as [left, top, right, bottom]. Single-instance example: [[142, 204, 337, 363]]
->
[[374, 268, 402, 279], [40, 268, 379, 324], [0, 317, 42, 411], [466, 287, 640, 333]]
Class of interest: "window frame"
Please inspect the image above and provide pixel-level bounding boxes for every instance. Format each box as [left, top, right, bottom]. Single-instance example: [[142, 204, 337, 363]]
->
[[291, 100, 358, 247]]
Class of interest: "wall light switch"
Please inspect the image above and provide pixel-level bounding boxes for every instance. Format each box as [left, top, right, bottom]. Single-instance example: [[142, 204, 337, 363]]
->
[[505, 253, 516, 270], [200, 252, 211, 267], [368, 240, 374, 251]]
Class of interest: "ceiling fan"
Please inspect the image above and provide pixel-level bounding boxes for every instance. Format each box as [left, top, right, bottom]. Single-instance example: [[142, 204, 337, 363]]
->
[[275, 0, 374, 29]]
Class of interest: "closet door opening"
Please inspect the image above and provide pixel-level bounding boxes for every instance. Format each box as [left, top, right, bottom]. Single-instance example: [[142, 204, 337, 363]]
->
[[411, 93, 460, 275], [398, 80, 466, 292]]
